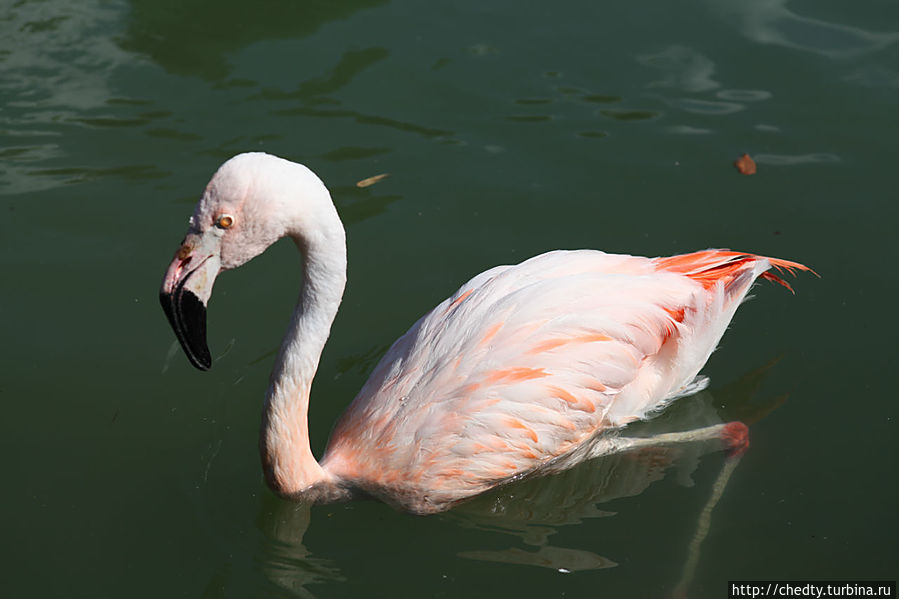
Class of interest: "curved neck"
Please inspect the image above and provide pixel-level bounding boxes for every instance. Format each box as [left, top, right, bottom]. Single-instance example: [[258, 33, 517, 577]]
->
[[259, 194, 347, 499]]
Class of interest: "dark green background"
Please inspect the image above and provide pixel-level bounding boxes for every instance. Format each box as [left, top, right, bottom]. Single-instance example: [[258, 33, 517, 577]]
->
[[2, 0, 896, 597]]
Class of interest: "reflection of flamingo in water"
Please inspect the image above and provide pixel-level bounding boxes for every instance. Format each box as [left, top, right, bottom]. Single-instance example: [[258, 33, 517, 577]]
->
[[256, 366, 783, 597], [453, 363, 787, 589], [160, 152, 812, 514]]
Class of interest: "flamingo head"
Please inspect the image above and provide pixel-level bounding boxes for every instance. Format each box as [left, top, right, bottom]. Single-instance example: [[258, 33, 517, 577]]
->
[[159, 152, 334, 370]]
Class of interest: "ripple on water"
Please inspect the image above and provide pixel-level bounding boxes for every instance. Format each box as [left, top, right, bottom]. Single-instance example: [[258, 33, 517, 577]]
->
[[716, 89, 773, 102], [668, 98, 744, 115], [515, 98, 554, 106], [0, 0, 140, 193], [555, 86, 588, 96], [459, 546, 616, 572], [1, 1, 133, 114], [600, 109, 660, 122], [580, 94, 621, 104], [26, 164, 169, 185], [754, 153, 840, 165], [320, 146, 393, 162], [0, 143, 59, 160], [504, 115, 554, 123], [666, 125, 713, 135], [330, 185, 402, 226], [72, 116, 154, 128], [272, 106, 452, 139], [718, 0, 899, 58], [637, 45, 720, 93], [144, 128, 204, 142], [843, 65, 899, 89]]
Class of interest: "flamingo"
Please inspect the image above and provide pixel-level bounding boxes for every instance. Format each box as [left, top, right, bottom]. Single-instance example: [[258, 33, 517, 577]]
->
[[160, 152, 811, 514]]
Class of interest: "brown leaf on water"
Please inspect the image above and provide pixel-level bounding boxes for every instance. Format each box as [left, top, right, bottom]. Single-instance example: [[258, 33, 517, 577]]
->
[[356, 173, 390, 188], [734, 153, 757, 175]]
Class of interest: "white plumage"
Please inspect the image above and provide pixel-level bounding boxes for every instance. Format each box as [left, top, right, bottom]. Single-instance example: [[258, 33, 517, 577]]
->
[[160, 153, 812, 514]]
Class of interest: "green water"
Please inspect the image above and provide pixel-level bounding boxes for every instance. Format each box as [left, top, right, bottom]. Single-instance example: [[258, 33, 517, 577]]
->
[[3, 0, 897, 596]]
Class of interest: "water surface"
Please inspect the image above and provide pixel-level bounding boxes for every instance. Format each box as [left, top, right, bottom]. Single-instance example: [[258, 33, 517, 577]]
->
[[2, 0, 897, 597]]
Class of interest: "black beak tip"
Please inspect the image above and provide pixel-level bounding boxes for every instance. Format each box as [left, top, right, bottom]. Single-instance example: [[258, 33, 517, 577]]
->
[[186, 342, 212, 371], [160, 288, 213, 372]]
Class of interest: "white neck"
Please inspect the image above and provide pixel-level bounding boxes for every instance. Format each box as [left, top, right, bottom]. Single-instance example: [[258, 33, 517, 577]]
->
[[258, 180, 347, 499]]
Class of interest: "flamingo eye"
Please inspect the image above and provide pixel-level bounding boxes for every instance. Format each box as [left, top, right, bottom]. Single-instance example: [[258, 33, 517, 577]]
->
[[216, 214, 234, 229]]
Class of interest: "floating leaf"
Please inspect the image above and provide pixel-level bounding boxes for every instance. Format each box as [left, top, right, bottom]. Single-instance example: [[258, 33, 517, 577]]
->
[[734, 153, 757, 175], [355, 173, 389, 188]]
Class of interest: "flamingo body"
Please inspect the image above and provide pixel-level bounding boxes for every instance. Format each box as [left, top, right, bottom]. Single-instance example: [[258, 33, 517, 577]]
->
[[160, 153, 811, 514], [321, 250, 803, 512]]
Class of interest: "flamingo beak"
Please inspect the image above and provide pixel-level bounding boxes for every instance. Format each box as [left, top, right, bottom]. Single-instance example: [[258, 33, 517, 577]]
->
[[159, 232, 222, 371]]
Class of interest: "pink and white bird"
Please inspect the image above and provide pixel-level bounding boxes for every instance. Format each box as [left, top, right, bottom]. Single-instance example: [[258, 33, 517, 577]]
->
[[160, 152, 811, 514]]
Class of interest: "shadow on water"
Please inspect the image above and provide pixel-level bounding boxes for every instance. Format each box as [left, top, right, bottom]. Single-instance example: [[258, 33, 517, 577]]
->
[[252, 47, 391, 102], [191, 41, 455, 164], [251, 361, 787, 598], [247, 46, 455, 144], [120, 0, 388, 80]]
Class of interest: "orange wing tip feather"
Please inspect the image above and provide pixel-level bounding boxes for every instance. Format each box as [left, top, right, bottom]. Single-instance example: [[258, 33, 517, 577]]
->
[[654, 249, 745, 274], [759, 271, 795, 294], [766, 256, 819, 278], [655, 250, 816, 292], [760, 256, 818, 294]]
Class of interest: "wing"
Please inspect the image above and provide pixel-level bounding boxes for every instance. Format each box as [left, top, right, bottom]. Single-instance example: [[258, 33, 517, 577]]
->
[[321, 249, 806, 510]]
